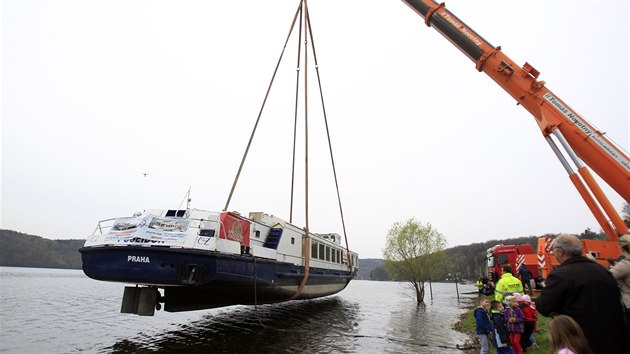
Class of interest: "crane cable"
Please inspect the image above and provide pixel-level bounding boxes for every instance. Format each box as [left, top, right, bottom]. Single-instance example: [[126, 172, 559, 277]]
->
[[306, 1, 352, 270], [293, 0, 353, 299], [289, 2, 304, 223], [223, 3, 303, 212], [304, 3, 353, 272], [222, 0, 353, 301], [291, 0, 310, 300]]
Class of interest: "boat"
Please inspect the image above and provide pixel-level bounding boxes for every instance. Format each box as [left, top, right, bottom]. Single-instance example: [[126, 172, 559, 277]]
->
[[80, 208, 359, 315], [81, 2, 361, 316]]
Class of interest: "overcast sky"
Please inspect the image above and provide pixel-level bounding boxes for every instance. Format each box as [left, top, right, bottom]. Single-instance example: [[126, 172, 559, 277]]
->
[[2, 0, 628, 258]]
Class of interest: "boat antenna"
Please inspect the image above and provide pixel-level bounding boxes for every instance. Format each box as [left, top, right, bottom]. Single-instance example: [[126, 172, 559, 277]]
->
[[178, 187, 191, 211]]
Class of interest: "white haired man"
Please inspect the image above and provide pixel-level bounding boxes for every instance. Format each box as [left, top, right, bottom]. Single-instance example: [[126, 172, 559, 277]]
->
[[535, 234, 626, 354]]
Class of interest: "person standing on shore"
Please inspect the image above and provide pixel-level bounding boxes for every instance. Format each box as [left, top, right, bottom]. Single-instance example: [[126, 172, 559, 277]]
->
[[517, 294, 534, 351], [474, 296, 494, 354], [517, 266, 532, 294], [477, 278, 484, 294], [520, 294, 538, 350], [495, 266, 524, 303], [503, 295, 524, 354], [490, 300, 515, 354], [610, 234, 630, 335], [535, 234, 626, 354]]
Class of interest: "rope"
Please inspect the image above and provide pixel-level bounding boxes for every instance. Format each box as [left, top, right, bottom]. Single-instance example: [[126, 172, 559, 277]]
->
[[252, 255, 264, 326], [304, 2, 353, 271], [223, 3, 303, 212], [291, 0, 311, 300], [222, 0, 351, 302], [289, 2, 303, 223]]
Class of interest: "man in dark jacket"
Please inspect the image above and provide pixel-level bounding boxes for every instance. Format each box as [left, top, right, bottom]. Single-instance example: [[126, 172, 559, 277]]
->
[[535, 234, 626, 354], [517, 266, 532, 293]]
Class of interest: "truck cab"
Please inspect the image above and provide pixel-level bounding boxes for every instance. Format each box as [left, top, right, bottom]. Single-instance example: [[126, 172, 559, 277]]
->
[[487, 244, 540, 289]]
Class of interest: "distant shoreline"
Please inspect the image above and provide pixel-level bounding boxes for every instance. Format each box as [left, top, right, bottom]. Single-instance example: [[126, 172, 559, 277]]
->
[[0, 265, 82, 270]]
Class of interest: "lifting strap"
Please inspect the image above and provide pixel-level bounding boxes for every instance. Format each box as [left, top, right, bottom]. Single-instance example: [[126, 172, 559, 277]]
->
[[222, 0, 353, 300], [223, 4, 302, 212]]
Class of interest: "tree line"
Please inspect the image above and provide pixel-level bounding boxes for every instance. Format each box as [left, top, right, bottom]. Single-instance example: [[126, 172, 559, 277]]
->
[[0, 229, 84, 269]]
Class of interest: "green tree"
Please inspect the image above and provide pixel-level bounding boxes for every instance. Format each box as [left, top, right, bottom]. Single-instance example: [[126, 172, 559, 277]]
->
[[579, 227, 605, 240], [383, 218, 447, 304]]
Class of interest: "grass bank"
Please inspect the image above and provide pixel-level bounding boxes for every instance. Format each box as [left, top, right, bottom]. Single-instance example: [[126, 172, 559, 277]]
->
[[454, 293, 551, 353]]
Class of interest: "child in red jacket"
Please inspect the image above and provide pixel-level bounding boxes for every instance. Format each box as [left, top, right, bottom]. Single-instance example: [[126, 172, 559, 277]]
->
[[518, 294, 536, 351], [523, 295, 538, 349]]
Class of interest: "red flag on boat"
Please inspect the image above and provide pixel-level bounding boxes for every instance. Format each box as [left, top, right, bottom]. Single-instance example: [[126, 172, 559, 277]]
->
[[219, 212, 250, 247]]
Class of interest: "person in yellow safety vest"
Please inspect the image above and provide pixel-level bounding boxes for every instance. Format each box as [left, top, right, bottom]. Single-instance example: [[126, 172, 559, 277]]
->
[[494, 265, 524, 303], [476, 278, 483, 293]]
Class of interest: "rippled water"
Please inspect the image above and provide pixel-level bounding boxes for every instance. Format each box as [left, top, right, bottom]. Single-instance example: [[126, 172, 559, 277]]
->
[[0, 267, 475, 353]]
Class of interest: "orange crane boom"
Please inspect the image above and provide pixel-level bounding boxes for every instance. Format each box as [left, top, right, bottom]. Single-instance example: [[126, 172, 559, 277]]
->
[[401, 0, 629, 240]]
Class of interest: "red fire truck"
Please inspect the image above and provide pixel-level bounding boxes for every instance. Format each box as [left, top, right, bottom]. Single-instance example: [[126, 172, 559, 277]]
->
[[486, 243, 540, 289]]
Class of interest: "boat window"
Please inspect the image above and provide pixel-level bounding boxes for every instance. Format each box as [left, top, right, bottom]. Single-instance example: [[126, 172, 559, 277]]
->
[[311, 242, 318, 259], [319, 244, 325, 260], [255, 230, 260, 238], [166, 210, 186, 217], [325, 246, 331, 261], [291, 237, 295, 245], [199, 229, 215, 237], [331, 248, 336, 263]]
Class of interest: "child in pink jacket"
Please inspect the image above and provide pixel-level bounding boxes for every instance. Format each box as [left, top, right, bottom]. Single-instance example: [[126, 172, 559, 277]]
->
[[503, 295, 524, 354]]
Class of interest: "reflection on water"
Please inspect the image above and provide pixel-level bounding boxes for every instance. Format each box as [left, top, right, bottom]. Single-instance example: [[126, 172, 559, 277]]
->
[[108, 298, 361, 353], [0, 267, 474, 353]]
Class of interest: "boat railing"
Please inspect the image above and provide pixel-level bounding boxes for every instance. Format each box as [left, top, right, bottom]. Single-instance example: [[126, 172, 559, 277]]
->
[[91, 215, 223, 236], [92, 218, 118, 235]]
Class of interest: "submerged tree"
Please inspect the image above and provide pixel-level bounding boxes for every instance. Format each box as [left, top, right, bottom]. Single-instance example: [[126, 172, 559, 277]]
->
[[383, 218, 447, 304]]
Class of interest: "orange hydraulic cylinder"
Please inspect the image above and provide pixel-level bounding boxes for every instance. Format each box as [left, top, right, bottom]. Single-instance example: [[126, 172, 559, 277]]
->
[[568, 173, 618, 240], [550, 128, 627, 238], [577, 167, 627, 239]]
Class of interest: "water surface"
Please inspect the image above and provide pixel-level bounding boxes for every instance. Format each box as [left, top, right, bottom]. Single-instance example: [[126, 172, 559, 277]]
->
[[0, 267, 475, 353]]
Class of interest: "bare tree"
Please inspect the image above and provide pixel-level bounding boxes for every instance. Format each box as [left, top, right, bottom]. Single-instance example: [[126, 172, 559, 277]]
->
[[383, 218, 447, 304]]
